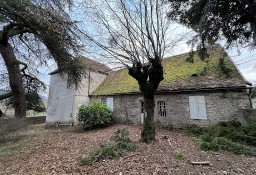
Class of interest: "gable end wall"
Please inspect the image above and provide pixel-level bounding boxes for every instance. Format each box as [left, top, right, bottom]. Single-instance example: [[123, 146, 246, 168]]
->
[[46, 74, 76, 123]]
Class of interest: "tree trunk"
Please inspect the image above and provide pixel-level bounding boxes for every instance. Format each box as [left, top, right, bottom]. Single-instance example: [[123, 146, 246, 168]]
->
[[0, 43, 26, 118], [141, 93, 155, 143], [128, 60, 164, 144]]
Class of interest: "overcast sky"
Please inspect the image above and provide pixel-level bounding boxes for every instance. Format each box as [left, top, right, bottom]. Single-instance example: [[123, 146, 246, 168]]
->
[[228, 48, 256, 85], [2, 2, 256, 97]]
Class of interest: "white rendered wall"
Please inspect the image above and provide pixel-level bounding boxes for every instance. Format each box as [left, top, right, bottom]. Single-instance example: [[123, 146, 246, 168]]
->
[[47, 70, 108, 124], [46, 74, 76, 123], [72, 70, 108, 123]]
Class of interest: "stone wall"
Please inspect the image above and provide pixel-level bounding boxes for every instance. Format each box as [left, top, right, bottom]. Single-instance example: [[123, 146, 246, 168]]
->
[[92, 90, 250, 128], [236, 108, 256, 126]]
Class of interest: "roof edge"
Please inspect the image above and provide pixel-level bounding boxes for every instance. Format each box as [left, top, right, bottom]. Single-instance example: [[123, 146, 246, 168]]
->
[[90, 85, 252, 96]]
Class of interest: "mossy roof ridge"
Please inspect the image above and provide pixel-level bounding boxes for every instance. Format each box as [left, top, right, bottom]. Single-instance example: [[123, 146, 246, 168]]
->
[[91, 48, 249, 96]]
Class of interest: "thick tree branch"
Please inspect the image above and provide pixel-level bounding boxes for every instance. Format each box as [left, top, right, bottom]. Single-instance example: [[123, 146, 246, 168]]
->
[[1, 23, 32, 45], [0, 91, 12, 100]]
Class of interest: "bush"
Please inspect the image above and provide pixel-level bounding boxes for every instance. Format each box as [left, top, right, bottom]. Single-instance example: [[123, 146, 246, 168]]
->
[[78, 102, 114, 130], [242, 124, 256, 137], [80, 128, 135, 165], [189, 122, 256, 156], [175, 151, 185, 161], [216, 137, 256, 156], [188, 124, 205, 136]]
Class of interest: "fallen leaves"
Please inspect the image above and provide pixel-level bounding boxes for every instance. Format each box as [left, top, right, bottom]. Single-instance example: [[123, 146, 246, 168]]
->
[[0, 124, 256, 174]]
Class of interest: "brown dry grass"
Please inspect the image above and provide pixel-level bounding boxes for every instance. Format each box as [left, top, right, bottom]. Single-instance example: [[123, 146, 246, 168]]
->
[[0, 124, 256, 175]]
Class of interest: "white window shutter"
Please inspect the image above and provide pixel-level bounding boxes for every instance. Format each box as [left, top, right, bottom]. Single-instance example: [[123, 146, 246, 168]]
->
[[107, 98, 113, 111], [197, 96, 207, 119], [189, 96, 198, 119]]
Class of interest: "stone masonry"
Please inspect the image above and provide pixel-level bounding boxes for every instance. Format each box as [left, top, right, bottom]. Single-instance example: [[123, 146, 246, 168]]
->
[[92, 90, 250, 128]]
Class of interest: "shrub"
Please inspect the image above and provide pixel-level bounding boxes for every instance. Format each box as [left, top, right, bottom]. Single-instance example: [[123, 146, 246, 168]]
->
[[190, 122, 256, 156], [188, 124, 205, 136], [242, 124, 256, 137], [78, 102, 114, 130], [175, 151, 185, 161], [113, 128, 135, 151], [215, 137, 256, 156], [80, 128, 135, 165]]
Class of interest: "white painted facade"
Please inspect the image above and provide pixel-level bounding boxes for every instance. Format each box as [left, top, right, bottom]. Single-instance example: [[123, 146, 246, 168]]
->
[[46, 70, 108, 124]]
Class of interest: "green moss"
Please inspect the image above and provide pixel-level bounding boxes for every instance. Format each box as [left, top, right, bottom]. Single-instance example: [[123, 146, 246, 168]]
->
[[92, 48, 238, 95], [92, 69, 139, 95]]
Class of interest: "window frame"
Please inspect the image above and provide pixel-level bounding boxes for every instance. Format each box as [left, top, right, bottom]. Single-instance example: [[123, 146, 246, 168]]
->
[[101, 98, 107, 106], [141, 101, 144, 114], [189, 96, 207, 120], [157, 101, 166, 117]]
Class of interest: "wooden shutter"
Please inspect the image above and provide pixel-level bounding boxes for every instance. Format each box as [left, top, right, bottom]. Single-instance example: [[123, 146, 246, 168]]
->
[[189, 96, 207, 120], [189, 96, 198, 119], [107, 98, 113, 111], [197, 96, 207, 119]]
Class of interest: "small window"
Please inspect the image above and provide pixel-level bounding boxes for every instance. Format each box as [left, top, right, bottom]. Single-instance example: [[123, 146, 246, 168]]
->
[[158, 101, 166, 117], [141, 101, 144, 114], [101, 98, 107, 106], [101, 98, 113, 111], [189, 96, 207, 120], [67, 74, 71, 88]]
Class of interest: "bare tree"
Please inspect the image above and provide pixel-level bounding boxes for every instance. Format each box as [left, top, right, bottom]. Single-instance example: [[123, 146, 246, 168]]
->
[[0, 0, 85, 118], [83, 0, 179, 143]]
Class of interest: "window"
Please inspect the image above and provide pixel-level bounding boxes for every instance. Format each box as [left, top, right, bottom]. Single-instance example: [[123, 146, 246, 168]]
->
[[141, 101, 144, 114], [106, 98, 113, 111], [101, 98, 107, 106], [158, 101, 166, 117], [67, 74, 71, 88], [101, 97, 113, 111], [189, 96, 207, 120], [141, 101, 145, 124]]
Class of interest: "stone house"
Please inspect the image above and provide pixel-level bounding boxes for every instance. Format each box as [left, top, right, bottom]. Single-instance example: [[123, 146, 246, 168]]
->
[[46, 57, 111, 123], [47, 48, 252, 127], [90, 48, 252, 128]]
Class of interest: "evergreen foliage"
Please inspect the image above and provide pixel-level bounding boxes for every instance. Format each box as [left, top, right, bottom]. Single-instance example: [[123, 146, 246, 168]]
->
[[78, 103, 114, 130], [168, 0, 256, 48], [251, 87, 256, 99], [5, 92, 45, 112], [80, 128, 135, 165], [188, 122, 256, 156], [0, 0, 84, 118]]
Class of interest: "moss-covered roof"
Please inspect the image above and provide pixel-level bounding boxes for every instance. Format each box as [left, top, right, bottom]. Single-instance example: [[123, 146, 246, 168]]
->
[[91, 47, 250, 95]]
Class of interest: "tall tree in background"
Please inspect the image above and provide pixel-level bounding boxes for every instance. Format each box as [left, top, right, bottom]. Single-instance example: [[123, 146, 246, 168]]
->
[[83, 0, 178, 143], [167, 0, 256, 49], [0, 0, 85, 118]]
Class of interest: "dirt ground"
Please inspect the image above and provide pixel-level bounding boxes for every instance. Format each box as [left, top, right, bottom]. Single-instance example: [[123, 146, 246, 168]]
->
[[0, 124, 256, 175]]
